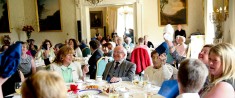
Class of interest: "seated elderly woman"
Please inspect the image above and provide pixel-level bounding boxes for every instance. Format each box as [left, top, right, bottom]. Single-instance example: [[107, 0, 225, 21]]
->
[[50, 46, 89, 83], [18, 42, 36, 78], [21, 70, 67, 98], [200, 43, 235, 98], [123, 37, 135, 60], [175, 36, 187, 57], [144, 42, 178, 86], [123, 37, 135, 52], [116, 37, 124, 46]]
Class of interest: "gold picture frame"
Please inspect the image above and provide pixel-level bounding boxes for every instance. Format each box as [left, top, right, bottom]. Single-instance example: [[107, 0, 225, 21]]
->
[[0, 0, 11, 33], [90, 11, 103, 28], [35, 0, 62, 32], [158, 0, 188, 26]]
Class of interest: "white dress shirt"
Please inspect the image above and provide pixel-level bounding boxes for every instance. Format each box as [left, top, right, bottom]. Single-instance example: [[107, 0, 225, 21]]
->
[[176, 93, 200, 98]]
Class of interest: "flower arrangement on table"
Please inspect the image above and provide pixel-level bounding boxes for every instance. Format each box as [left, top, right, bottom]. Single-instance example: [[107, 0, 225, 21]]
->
[[22, 25, 34, 39]]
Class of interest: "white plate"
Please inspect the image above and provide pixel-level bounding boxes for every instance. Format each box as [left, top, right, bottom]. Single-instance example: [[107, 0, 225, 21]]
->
[[79, 89, 102, 95]]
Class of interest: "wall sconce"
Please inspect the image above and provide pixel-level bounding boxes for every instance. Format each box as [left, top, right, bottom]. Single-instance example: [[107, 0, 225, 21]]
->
[[210, 0, 229, 43], [210, 6, 229, 23]]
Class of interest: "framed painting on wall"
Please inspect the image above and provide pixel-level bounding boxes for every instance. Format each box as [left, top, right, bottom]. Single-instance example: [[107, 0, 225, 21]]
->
[[0, 0, 10, 33], [35, 0, 62, 31], [158, 0, 188, 26], [90, 11, 103, 28]]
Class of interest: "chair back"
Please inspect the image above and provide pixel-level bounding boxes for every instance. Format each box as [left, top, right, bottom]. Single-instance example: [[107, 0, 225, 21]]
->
[[130, 47, 151, 74], [82, 47, 91, 57], [96, 57, 108, 77]]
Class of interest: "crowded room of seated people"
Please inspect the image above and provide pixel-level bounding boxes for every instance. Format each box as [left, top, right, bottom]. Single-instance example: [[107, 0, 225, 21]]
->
[[0, 0, 234, 98]]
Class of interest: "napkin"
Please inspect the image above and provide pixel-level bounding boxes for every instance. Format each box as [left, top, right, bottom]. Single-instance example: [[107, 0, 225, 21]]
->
[[68, 84, 79, 94], [0, 42, 22, 78], [158, 80, 179, 98]]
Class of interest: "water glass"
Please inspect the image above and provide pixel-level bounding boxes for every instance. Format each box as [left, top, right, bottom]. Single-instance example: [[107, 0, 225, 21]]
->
[[132, 75, 140, 85], [143, 75, 149, 87]]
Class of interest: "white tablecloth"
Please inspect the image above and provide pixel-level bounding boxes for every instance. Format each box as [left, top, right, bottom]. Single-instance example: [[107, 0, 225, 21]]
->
[[12, 80, 164, 98]]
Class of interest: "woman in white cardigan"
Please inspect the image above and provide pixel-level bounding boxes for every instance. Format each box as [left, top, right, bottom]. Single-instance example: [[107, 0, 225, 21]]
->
[[50, 46, 88, 83]]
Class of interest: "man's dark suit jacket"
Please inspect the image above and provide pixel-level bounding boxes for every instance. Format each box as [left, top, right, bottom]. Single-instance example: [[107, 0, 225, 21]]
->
[[102, 60, 136, 81], [88, 49, 103, 79]]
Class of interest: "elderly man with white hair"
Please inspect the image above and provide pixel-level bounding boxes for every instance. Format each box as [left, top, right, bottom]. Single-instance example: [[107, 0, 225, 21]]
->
[[102, 46, 136, 83]]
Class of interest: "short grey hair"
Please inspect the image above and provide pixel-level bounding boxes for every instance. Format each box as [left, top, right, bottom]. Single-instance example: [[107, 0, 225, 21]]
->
[[125, 37, 132, 43], [178, 59, 209, 93], [177, 35, 186, 43], [115, 46, 127, 59]]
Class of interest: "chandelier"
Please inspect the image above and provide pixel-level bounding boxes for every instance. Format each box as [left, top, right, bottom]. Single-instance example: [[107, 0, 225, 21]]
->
[[85, 0, 103, 5]]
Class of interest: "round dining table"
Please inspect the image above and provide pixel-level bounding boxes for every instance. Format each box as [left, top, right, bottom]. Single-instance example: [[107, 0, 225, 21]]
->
[[11, 79, 164, 98]]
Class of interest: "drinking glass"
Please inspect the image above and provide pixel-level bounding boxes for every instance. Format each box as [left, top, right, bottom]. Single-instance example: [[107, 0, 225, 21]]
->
[[109, 85, 119, 98], [132, 75, 140, 85], [15, 82, 22, 94], [143, 75, 149, 87]]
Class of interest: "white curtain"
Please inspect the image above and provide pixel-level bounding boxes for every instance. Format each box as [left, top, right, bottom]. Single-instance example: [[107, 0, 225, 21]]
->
[[224, 0, 235, 45], [106, 7, 118, 37], [204, 0, 215, 44], [116, 6, 133, 37]]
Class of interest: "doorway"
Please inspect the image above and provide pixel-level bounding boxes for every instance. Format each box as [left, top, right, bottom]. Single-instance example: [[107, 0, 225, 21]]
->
[[89, 5, 134, 43]]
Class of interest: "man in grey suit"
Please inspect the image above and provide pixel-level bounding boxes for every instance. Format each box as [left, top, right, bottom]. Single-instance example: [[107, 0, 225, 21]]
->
[[102, 46, 136, 83]]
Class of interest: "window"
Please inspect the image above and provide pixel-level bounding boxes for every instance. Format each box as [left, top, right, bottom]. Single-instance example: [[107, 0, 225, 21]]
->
[[117, 6, 133, 37]]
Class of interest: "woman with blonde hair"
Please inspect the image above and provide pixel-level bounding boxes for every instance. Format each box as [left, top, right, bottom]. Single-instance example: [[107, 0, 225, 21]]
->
[[202, 43, 235, 98], [21, 70, 67, 98], [50, 46, 88, 83]]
